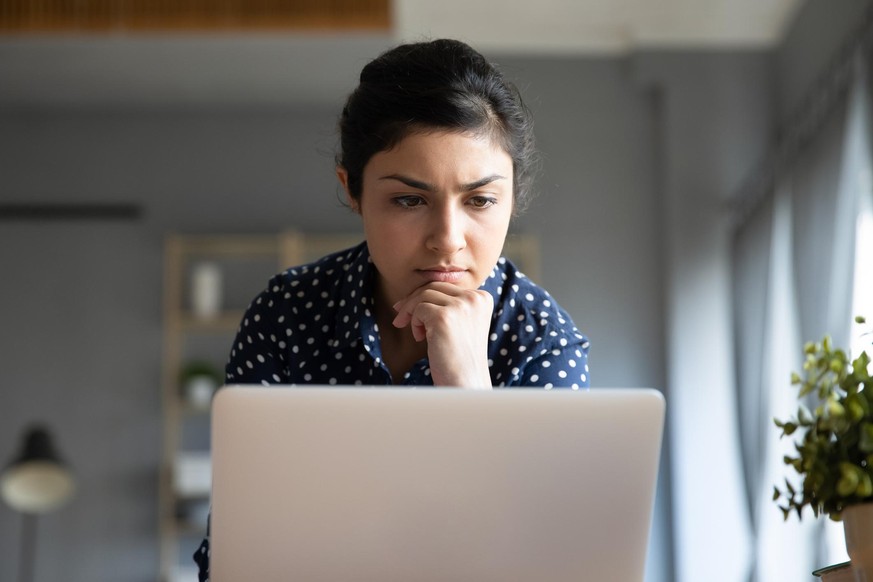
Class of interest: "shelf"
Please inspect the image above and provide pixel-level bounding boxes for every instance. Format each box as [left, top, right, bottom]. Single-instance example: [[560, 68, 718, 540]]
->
[[173, 521, 208, 538], [174, 490, 211, 503], [179, 311, 246, 333], [180, 402, 213, 417]]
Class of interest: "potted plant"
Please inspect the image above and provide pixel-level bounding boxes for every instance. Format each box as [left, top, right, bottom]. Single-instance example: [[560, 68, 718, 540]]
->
[[774, 316, 873, 581], [179, 360, 224, 409]]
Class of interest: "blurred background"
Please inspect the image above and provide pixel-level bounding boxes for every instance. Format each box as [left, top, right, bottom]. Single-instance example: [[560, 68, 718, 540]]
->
[[0, 0, 870, 580]]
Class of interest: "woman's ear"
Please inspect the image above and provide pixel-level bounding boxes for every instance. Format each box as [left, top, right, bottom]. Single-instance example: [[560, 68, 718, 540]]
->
[[336, 167, 360, 213]]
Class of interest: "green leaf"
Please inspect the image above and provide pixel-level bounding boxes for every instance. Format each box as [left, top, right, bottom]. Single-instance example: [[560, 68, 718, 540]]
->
[[791, 372, 802, 385], [838, 463, 861, 497], [773, 486, 781, 501], [797, 405, 812, 425], [856, 315, 867, 324], [847, 396, 866, 422], [858, 473, 873, 497], [861, 423, 873, 453], [855, 352, 871, 376]]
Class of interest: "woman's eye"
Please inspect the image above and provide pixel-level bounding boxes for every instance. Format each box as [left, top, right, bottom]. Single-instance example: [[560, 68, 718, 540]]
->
[[392, 196, 425, 209], [469, 196, 497, 209]]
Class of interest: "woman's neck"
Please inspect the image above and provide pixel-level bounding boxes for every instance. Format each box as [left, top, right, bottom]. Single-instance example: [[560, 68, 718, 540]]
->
[[373, 283, 427, 382]]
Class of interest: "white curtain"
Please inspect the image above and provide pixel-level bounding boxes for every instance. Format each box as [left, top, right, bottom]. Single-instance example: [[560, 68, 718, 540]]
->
[[755, 181, 818, 581], [823, 52, 873, 566], [733, 52, 873, 580]]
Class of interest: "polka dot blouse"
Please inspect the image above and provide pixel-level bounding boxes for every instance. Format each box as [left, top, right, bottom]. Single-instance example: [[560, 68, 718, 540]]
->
[[226, 241, 589, 389], [193, 241, 590, 580]]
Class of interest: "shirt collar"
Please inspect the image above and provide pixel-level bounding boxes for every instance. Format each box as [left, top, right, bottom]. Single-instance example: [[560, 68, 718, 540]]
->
[[480, 257, 507, 304]]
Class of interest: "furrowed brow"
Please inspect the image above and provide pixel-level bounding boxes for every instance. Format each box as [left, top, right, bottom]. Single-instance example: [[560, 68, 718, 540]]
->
[[379, 173, 507, 192], [461, 174, 507, 191], [379, 174, 435, 191]]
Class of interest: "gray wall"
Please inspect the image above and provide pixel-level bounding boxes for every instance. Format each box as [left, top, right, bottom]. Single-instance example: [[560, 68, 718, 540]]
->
[[0, 58, 669, 581], [0, 1, 865, 579]]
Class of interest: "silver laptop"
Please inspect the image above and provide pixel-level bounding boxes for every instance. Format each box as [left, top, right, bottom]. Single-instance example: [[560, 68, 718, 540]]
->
[[210, 386, 665, 582]]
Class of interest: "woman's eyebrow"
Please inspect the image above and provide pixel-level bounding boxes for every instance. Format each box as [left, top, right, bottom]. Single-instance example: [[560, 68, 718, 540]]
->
[[379, 174, 434, 191], [378, 174, 507, 192], [461, 174, 507, 191]]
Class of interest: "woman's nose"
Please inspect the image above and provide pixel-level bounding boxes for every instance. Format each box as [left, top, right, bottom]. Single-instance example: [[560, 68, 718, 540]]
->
[[426, 206, 466, 254]]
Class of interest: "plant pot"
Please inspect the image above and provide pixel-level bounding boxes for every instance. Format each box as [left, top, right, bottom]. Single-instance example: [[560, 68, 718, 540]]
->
[[844, 503, 873, 582], [184, 375, 218, 409]]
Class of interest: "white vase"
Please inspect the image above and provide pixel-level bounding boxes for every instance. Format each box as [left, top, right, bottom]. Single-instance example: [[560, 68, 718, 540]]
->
[[190, 262, 222, 319], [844, 503, 873, 582]]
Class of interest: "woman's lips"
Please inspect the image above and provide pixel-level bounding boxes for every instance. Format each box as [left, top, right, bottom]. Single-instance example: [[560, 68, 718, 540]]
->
[[417, 269, 466, 283]]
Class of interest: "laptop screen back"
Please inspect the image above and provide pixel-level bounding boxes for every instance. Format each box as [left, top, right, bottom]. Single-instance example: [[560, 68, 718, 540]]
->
[[210, 386, 665, 582]]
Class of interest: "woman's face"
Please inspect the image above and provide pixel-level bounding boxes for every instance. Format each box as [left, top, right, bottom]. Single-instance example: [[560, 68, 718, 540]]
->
[[340, 130, 514, 308]]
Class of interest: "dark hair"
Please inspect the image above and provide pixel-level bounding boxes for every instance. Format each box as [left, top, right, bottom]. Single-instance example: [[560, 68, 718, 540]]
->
[[337, 39, 538, 214]]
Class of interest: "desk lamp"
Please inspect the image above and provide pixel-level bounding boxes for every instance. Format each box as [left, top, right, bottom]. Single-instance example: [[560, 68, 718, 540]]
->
[[1, 425, 75, 582]]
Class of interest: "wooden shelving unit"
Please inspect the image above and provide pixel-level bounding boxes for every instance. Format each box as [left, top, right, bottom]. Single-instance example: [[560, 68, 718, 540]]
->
[[159, 232, 313, 582]]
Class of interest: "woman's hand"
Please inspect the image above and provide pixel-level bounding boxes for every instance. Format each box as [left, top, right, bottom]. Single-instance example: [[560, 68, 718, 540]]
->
[[392, 282, 493, 389]]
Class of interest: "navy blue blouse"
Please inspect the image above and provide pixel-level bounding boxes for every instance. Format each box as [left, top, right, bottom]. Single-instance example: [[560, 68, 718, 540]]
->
[[194, 241, 590, 579], [226, 242, 589, 388]]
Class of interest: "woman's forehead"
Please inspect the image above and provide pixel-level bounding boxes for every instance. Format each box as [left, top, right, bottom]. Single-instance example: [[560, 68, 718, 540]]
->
[[365, 131, 513, 177]]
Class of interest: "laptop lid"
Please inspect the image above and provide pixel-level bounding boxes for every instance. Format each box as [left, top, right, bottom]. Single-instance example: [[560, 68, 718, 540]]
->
[[209, 386, 665, 582]]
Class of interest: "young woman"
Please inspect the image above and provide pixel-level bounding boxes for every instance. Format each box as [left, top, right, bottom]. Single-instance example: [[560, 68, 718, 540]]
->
[[195, 38, 589, 580]]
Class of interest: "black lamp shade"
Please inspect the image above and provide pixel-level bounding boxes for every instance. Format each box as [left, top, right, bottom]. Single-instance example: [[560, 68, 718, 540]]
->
[[1, 425, 75, 514]]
